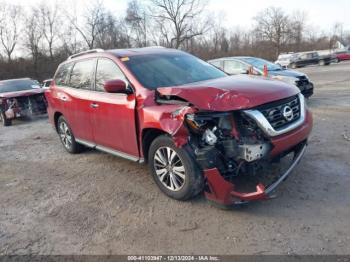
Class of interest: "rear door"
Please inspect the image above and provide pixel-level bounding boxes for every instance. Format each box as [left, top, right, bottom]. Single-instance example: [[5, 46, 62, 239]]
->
[[210, 60, 224, 70], [62, 58, 96, 143], [90, 58, 139, 158], [50, 62, 73, 121]]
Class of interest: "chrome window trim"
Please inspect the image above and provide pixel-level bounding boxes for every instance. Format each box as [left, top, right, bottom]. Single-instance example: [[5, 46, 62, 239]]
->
[[242, 93, 306, 137]]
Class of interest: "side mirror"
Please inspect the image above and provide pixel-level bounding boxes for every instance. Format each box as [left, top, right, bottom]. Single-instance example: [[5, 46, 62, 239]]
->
[[103, 79, 127, 93]]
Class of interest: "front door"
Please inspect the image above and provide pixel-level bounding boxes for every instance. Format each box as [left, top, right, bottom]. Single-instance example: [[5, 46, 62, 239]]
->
[[91, 58, 139, 159]]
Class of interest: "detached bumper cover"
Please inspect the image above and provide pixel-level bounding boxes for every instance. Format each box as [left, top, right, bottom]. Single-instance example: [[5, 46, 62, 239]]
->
[[203, 143, 307, 206]]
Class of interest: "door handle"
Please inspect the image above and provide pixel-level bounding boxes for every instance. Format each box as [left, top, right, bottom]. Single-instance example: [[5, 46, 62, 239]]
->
[[60, 96, 67, 102], [90, 103, 99, 108]]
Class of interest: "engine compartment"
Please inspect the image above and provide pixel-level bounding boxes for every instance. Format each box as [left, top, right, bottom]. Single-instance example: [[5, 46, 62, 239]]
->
[[184, 110, 294, 193], [2, 94, 47, 119]]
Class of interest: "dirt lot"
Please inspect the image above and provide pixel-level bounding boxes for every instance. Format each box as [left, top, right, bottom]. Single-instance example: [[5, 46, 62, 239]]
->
[[1, 62, 350, 255]]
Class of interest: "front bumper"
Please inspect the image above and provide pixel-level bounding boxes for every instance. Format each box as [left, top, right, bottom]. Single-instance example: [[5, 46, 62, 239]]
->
[[203, 142, 307, 206]]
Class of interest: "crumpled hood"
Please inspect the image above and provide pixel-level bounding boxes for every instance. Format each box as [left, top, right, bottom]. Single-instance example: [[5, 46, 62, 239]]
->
[[0, 88, 45, 99], [157, 75, 300, 111]]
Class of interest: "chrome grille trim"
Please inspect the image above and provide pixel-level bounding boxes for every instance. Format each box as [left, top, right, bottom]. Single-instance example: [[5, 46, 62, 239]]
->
[[242, 93, 306, 137], [260, 95, 300, 130]]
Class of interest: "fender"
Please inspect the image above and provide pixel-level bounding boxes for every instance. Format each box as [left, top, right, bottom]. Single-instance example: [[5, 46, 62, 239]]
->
[[140, 104, 197, 148]]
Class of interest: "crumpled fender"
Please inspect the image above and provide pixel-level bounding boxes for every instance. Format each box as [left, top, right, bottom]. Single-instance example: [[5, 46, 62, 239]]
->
[[140, 104, 197, 147], [158, 106, 197, 147]]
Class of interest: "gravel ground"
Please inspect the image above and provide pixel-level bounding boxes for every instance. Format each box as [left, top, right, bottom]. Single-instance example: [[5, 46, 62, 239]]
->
[[0, 61, 349, 255]]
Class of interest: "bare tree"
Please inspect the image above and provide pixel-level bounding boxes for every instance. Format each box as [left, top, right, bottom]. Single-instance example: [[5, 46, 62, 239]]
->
[[66, 0, 105, 49], [125, 0, 148, 47], [150, 0, 207, 48], [0, 4, 22, 62], [330, 22, 344, 49], [290, 11, 307, 51], [39, 2, 61, 60], [254, 7, 291, 57], [24, 8, 43, 76], [96, 13, 132, 49]]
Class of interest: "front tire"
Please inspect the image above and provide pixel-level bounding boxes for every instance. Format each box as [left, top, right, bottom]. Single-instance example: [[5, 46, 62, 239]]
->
[[0, 112, 12, 126], [57, 116, 83, 153], [319, 60, 325, 66], [148, 135, 204, 201]]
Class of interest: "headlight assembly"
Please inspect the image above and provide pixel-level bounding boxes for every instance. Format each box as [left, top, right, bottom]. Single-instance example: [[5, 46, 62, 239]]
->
[[272, 76, 298, 86]]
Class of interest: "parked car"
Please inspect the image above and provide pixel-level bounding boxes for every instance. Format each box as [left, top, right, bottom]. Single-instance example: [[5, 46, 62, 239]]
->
[[46, 48, 313, 207], [275, 53, 298, 68], [0, 78, 47, 126], [335, 51, 350, 62], [42, 79, 53, 89], [208, 56, 314, 98], [276, 51, 331, 68]]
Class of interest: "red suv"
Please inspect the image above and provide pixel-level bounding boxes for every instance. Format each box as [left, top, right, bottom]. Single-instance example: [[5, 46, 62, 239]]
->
[[46, 47, 313, 207]]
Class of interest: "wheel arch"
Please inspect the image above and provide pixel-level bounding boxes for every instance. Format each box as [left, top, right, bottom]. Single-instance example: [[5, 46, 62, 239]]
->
[[53, 111, 63, 133], [142, 128, 168, 163]]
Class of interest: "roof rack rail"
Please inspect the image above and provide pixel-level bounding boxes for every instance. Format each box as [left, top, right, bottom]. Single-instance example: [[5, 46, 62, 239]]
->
[[142, 46, 165, 49], [68, 49, 104, 60]]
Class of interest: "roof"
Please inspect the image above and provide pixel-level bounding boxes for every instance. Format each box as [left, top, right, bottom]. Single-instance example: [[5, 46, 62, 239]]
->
[[106, 46, 183, 58]]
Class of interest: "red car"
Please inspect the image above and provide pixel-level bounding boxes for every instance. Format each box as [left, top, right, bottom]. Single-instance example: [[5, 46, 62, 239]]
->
[[0, 78, 47, 126], [335, 51, 350, 62], [46, 48, 313, 207]]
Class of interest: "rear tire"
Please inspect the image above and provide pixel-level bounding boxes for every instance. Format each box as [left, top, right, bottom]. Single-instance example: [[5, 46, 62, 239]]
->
[[148, 135, 204, 201], [290, 63, 297, 69], [0, 112, 12, 126], [319, 60, 325, 66], [57, 116, 83, 154]]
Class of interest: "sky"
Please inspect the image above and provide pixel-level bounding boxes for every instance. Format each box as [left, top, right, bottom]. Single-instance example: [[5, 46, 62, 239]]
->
[[5, 0, 350, 33]]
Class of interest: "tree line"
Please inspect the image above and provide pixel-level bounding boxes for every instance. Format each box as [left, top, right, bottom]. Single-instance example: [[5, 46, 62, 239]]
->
[[0, 0, 348, 81]]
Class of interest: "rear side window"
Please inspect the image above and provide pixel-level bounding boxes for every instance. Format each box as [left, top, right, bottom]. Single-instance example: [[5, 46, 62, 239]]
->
[[69, 59, 95, 90], [224, 60, 248, 75], [54, 63, 73, 86], [95, 58, 126, 92], [210, 60, 223, 70]]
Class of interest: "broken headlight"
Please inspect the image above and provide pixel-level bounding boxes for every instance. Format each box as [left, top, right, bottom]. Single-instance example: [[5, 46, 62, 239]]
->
[[185, 112, 234, 146], [185, 113, 208, 133]]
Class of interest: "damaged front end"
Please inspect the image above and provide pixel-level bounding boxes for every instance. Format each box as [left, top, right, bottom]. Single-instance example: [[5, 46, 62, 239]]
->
[[160, 93, 311, 207], [0, 94, 47, 124]]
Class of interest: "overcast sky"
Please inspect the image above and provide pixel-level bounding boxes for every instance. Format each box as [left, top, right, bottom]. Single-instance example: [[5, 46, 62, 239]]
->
[[5, 0, 350, 33]]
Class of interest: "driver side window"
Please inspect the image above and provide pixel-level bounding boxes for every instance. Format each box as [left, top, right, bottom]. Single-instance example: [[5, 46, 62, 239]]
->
[[95, 58, 126, 92], [224, 60, 248, 75]]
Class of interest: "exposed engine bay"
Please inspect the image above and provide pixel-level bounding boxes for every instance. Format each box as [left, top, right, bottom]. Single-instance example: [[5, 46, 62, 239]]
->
[[183, 109, 307, 205], [185, 111, 272, 179], [1, 94, 47, 121]]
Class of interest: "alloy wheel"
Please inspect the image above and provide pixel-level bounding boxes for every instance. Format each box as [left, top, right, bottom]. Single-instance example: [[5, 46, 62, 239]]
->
[[153, 147, 186, 192], [59, 121, 72, 150]]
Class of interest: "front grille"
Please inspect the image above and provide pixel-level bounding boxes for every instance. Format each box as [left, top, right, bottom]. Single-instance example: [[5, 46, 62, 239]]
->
[[258, 95, 300, 130]]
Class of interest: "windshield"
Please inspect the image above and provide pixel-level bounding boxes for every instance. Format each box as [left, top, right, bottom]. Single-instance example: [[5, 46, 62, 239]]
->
[[241, 57, 282, 71], [123, 53, 227, 89], [0, 79, 40, 93]]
